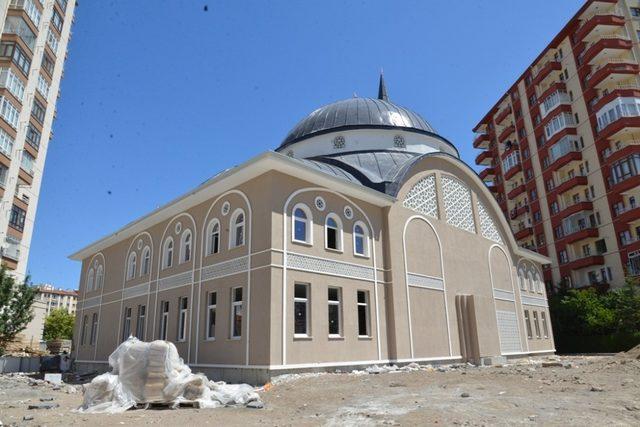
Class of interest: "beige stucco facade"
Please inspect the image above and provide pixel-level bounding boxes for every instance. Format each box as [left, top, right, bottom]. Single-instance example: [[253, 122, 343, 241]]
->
[[70, 149, 555, 383]]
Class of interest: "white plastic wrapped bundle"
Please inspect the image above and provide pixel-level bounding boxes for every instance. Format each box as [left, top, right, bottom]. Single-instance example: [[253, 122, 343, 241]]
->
[[76, 337, 261, 414]]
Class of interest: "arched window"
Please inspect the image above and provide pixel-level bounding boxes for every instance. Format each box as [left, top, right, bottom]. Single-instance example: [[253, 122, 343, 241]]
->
[[527, 271, 535, 291], [86, 268, 95, 292], [325, 214, 343, 251], [534, 272, 542, 293], [353, 221, 369, 257], [230, 209, 245, 248], [163, 238, 174, 269], [141, 246, 151, 276], [95, 265, 104, 289], [292, 204, 312, 244], [518, 269, 526, 290], [207, 219, 220, 255], [127, 252, 137, 280], [180, 230, 192, 263]]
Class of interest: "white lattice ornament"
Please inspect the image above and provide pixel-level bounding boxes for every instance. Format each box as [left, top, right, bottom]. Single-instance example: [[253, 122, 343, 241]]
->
[[402, 174, 438, 218], [441, 176, 476, 233], [476, 200, 503, 244]]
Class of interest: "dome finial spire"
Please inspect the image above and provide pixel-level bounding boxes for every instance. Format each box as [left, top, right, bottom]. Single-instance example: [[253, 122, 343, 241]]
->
[[378, 69, 388, 101]]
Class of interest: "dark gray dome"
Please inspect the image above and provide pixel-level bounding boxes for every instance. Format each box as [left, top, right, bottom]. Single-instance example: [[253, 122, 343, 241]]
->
[[278, 97, 438, 150]]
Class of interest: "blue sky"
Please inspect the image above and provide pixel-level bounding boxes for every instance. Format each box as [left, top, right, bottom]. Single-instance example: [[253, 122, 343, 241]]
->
[[28, 0, 583, 288]]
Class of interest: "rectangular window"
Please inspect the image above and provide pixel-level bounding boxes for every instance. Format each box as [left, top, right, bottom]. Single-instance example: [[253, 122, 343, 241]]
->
[[122, 307, 131, 341], [159, 300, 169, 340], [0, 164, 8, 188], [524, 310, 532, 339], [31, 98, 46, 123], [357, 290, 370, 337], [41, 52, 54, 75], [9, 204, 26, 232], [90, 313, 98, 345], [0, 67, 25, 102], [541, 312, 549, 338], [294, 283, 310, 336], [51, 8, 63, 31], [177, 297, 188, 341], [0, 96, 20, 128], [327, 287, 342, 336], [0, 42, 30, 75], [136, 305, 146, 339], [25, 124, 41, 150], [231, 287, 243, 338], [206, 292, 217, 340], [533, 311, 541, 339], [21, 151, 35, 175]]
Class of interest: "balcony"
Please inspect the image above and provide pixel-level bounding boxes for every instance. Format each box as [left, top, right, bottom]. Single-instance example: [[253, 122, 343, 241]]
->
[[565, 255, 605, 270], [614, 204, 640, 224], [479, 167, 495, 182], [514, 226, 534, 240], [580, 36, 632, 65], [504, 164, 522, 181], [557, 201, 593, 220], [586, 61, 640, 89], [532, 60, 561, 86], [602, 143, 638, 166], [540, 90, 571, 118], [547, 150, 582, 173], [510, 205, 529, 220], [498, 125, 515, 143], [596, 97, 640, 139], [2, 236, 21, 261], [475, 150, 493, 166], [575, 12, 625, 42], [2, 16, 37, 52], [473, 132, 490, 149], [507, 184, 526, 200], [562, 226, 599, 245], [495, 106, 512, 124], [501, 143, 519, 160], [9, 0, 41, 29]]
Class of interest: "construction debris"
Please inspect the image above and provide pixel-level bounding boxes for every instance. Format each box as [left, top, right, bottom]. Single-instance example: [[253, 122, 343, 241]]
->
[[76, 337, 261, 413]]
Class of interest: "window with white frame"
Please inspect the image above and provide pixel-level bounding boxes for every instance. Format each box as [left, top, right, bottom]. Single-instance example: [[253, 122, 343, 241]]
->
[[527, 272, 535, 291], [534, 272, 543, 293], [541, 312, 549, 338], [524, 310, 532, 339], [230, 210, 245, 248], [0, 68, 25, 101], [544, 112, 575, 139], [90, 313, 98, 345], [95, 265, 104, 290], [162, 238, 173, 269], [294, 283, 310, 336], [292, 204, 312, 244], [353, 222, 369, 257], [136, 305, 146, 339], [180, 230, 192, 263], [206, 292, 217, 340], [122, 307, 131, 341], [0, 96, 20, 128], [207, 219, 220, 255], [325, 214, 342, 251], [230, 287, 243, 338], [533, 311, 541, 339], [328, 287, 342, 336], [36, 74, 49, 98], [357, 290, 370, 337], [518, 269, 526, 290], [159, 301, 169, 340], [177, 297, 188, 342], [127, 252, 137, 280], [141, 246, 151, 276], [0, 127, 14, 158], [86, 268, 94, 292], [81, 314, 88, 345]]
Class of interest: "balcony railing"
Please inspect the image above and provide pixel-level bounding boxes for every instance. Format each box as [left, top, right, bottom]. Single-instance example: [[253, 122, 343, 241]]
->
[[596, 97, 640, 132]]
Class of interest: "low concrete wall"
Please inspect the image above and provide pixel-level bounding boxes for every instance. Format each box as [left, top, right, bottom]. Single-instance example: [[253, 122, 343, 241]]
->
[[0, 356, 41, 373]]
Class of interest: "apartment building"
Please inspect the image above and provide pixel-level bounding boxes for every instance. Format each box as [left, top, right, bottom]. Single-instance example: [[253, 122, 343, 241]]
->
[[35, 283, 78, 315], [0, 0, 76, 279], [473, 0, 640, 291]]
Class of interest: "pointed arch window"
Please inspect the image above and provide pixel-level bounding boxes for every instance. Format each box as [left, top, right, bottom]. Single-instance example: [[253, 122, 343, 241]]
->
[[325, 214, 343, 251], [230, 209, 245, 248], [141, 246, 151, 276], [292, 204, 312, 244], [353, 221, 369, 257], [162, 238, 174, 269], [95, 265, 104, 289], [180, 230, 192, 263], [86, 268, 95, 292], [127, 252, 137, 280], [518, 268, 526, 290], [527, 271, 535, 291], [207, 219, 220, 255]]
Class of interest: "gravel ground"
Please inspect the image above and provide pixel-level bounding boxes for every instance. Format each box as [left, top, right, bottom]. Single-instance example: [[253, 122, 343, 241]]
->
[[1, 353, 639, 426]]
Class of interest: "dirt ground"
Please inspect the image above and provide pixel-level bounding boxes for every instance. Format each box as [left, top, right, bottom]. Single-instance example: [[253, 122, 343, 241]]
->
[[1, 353, 639, 426]]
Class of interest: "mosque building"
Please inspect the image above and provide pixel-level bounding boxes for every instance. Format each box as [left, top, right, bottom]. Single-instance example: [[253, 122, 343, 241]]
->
[[71, 76, 555, 383]]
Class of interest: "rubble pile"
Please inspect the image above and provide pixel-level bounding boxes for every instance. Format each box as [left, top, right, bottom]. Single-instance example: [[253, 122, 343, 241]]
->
[[77, 337, 261, 413]]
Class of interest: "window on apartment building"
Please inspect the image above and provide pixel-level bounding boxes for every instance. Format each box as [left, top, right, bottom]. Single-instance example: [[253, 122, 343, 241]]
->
[[595, 239, 607, 254], [525, 75, 533, 87], [159, 301, 169, 340], [353, 222, 369, 257], [550, 201, 559, 215], [136, 305, 146, 339], [574, 113, 579, 124], [525, 169, 533, 181], [31, 99, 46, 123], [631, 7, 640, 17], [81, 314, 88, 345], [41, 52, 54, 76], [530, 189, 537, 201], [533, 211, 542, 223], [325, 214, 343, 251], [518, 128, 526, 139], [141, 246, 151, 276], [51, 8, 64, 31], [126, 252, 136, 280], [533, 311, 541, 339], [294, 283, 310, 336], [90, 313, 98, 345], [9, 205, 26, 232], [180, 230, 192, 263], [0, 42, 30, 75], [293, 205, 311, 244], [559, 250, 569, 264], [534, 114, 541, 125], [122, 307, 132, 341], [582, 244, 591, 257], [328, 287, 342, 337], [524, 310, 532, 339], [206, 292, 217, 340], [231, 287, 243, 338], [357, 290, 370, 337], [0, 164, 7, 188], [537, 233, 545, 246], [230, 209, 245, 248], [177, 296, 188, 342], [26, 124, 41, 150], [541, 312, 549, 338]]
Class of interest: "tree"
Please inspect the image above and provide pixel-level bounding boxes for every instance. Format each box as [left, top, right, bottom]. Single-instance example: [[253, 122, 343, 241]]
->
[[0, 266, 36, 353], [43, 308, 75, 341]]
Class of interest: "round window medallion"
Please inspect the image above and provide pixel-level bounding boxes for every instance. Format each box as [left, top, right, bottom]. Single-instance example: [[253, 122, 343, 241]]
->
[[332, 135, 345, 149], [393, 134, 406, 148], [175, 222, 182, 234], [222, 201, 231, 216], [344, 205, 354, 219], [137, 240, 143, 250], [314, 196, 326, 211]]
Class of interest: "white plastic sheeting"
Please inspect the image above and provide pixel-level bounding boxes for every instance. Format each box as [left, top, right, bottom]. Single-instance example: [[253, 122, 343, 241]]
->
[[77, 337, 260, 414]]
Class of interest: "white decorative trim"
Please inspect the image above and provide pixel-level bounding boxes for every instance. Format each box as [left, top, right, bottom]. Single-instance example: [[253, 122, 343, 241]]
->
[[402, 174, 438, 218], [493, 288, 515, 301], [343, 205, 353, 219], [123, 283, 150, 300], [78, 295, 101, 310], [521, 295, 549, 308], [496, 310, 522, 354], [476, 199, 503, 244], [314, 196, 326, 211], [201, 256, 249, 281], [407, 272, 444, 291], [158, 271, 193, 292], [441, 175, 476, 233], [286, 252, 374, 281]]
